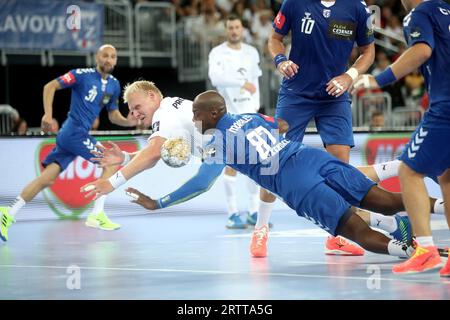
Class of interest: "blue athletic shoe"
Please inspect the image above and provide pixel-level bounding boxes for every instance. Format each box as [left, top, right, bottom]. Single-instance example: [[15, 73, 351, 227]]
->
[[226, 213, 247, 229], [246, 212, 258, 225], [390, 215, 413, 245]]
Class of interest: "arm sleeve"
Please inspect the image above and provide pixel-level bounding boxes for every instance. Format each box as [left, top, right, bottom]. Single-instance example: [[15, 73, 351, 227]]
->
[[105, 81, 120, 112], [56, 69, 82, 89], [272, 0, 292, 36], [208, 49, 246, 88], [408, 9, 435, 50], [356, 2, 375, 47], [156, 162, 225, 208]]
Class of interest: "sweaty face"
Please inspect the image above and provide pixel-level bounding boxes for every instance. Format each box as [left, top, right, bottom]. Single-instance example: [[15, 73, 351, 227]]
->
[[96, 47, 117, 74], [226, 19, 243, 45], [127, 91, 155, 123]]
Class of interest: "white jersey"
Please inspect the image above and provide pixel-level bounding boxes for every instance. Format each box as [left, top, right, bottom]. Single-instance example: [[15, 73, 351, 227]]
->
[[208, 42, 262, 114], [149, 97, 204, 158]]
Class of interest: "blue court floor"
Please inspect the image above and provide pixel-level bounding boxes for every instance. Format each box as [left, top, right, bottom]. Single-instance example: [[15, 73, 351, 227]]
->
[[0, 210, 449, 300]]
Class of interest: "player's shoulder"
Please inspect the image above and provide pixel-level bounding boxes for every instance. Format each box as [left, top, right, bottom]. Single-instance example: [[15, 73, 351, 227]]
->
[[157, 97, 192, 117], [242, 43, 259, 55], [73, 67, 96, 75], [209, 42, 227, 55], [415, 0, 445, 15], [108, 74, 119, 83]]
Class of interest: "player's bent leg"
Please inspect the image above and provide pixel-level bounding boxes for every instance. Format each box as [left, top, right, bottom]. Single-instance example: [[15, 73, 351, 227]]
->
[[325, 144, 350, 163], [336, 208, 413, 258], [1, 163, 61, 241], [85, 164, 121, 231]]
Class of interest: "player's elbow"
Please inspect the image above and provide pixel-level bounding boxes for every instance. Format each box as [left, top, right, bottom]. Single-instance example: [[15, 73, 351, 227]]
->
[[43, 80, 59, 93]]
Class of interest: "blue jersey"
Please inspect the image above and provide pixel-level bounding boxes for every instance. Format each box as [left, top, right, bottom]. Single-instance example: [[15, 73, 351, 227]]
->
[[273, 0, 374, 103], [403, 0, 450, 126], [56, 68, 120, 131]]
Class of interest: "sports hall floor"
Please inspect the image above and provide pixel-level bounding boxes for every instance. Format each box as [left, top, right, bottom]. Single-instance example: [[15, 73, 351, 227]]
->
[[0, 208, 449, 300]]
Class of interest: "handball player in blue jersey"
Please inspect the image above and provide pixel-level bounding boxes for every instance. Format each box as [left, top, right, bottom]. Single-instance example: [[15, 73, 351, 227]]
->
[[254, 0, 376, 255], [0, 44, 137, 241], [354, 0, 450, 276], [102, 90, 425, 259]]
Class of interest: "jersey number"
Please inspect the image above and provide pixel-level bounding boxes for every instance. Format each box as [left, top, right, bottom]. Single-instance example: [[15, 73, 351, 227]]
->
[[246, 126, 276, 160], [301, 13, 315, 34]]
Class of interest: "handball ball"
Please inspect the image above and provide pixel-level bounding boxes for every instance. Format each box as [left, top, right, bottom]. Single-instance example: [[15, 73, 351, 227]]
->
[[160, 137, 191, 168]]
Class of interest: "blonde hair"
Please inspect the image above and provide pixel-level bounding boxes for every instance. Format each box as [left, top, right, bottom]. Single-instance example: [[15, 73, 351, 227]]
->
[[123, 80, 163, 103]]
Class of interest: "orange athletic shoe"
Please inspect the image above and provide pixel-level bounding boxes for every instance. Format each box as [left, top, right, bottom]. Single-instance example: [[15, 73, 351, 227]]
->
[[392, 246, 442, 274], [439, 248, 450, 277], [325, 236, 364, 256], [250, 225, 269, 258]]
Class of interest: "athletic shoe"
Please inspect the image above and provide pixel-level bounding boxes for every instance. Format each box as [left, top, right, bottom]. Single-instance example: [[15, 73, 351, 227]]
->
[[250, 225, 269, 258], [85, 211, 121, 231], [439, 248, 450, 277], [390, 215, 413, 244], [0, 207, 15, 242], [325, 236, 365, 256], [226, 213, 247, 229], [246, 212, 258, 225], [392, 245, 442, 274]]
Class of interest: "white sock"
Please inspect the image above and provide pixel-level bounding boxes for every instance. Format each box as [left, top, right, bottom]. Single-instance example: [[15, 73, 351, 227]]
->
[[223, 174, 238, 216], [256, 200, 274, 229], [416, 236, 434, 247], [433, 199, 445, 215], [388, 240, 412, 258], [8, 196, 26, 217], [246, 178, 260, 214], [92, 195, 106, 215], [373, 159, 401, 181], [369, 212, 397, 233]]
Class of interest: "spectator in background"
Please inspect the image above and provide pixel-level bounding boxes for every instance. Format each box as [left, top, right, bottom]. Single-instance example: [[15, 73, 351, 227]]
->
[[12, 118, 28, 135], [369, 110, 385, 130], [405, 69, 425, 102], [251, 9, 273, 55]]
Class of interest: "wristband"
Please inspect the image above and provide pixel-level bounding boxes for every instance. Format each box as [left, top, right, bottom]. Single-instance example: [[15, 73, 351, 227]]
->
[[374, 67, 397, 88], [274, 54, 288, 68], [345, 67, 359, 81], [156, 198, 163, 209], [108, 171, 127, 189], [121, 151, 130, 166]]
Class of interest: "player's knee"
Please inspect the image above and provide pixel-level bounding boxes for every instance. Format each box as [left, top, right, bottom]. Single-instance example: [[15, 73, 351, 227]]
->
[[39, 175, 56, 188]]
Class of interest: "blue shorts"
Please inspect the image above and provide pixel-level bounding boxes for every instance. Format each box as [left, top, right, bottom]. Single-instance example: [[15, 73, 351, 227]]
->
[[278, 148, 376, 235], [275, 93, 354, 147], [42, 122, 100, 171], [400, 122, 450, 177]]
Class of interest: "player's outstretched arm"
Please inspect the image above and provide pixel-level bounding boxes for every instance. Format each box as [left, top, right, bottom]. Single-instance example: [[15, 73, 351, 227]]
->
[[42, 79, 62, 131], [90, 141, 139, 168], [81, 136, 165, 199], [127, 161, 226, 211], [353, 43, 432, 91]]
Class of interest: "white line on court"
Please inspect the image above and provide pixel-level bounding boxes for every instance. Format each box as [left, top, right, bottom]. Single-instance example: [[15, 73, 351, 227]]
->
[[0, 264, 449, 285]]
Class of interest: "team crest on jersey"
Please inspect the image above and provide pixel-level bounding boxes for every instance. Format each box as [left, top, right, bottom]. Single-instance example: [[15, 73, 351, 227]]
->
[[102, 94, 111, 105], [323, 9, 331, 18]]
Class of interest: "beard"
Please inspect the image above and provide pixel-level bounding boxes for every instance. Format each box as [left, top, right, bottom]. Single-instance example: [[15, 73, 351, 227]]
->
[[99, 64, 114, 74], [227, 35, 241, 44]]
